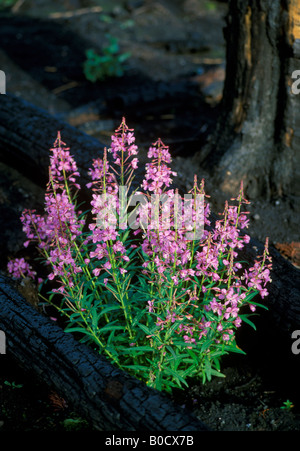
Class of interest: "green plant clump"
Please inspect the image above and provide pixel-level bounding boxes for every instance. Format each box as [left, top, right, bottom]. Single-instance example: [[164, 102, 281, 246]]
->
[[83, 35, 130, 82], [7, 118, 272, 393]]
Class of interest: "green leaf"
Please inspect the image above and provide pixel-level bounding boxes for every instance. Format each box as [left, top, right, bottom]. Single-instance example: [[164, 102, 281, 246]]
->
[[122, 364, 151, 372], [101, 282, 120, 300], [210, 369, 226, 378], [205, 358, 212, 381], [64, 327, 92, 336], [119, 346, 154, 355], [186, 348, 199, 365], [243, 290, 258, 300], [131, 309, 147, 328], [118, 52, 131, 63], [99, 304, 122, 317], [163, 367, 189, 388], [223, 344, 246, 355], [98, 323, 125, 334], [166, 345, 178, 362], [137, 323, 154, 336], [239, 314, 257, 330]]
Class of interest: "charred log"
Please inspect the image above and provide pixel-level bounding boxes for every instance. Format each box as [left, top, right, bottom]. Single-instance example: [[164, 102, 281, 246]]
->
[[0, 274, 209, 431]]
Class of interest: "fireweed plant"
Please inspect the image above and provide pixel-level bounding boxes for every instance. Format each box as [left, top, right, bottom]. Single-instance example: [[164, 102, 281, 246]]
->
[[7, 118, 272, 393]]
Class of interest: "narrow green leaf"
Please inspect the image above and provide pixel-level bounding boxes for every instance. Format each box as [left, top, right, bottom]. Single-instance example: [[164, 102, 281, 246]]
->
[[239, 314, 257, 330], [163, 367, 189, 388], [210, 369, 226, 378], [64, 327, 92, 336], [119, 346, 154, 355]]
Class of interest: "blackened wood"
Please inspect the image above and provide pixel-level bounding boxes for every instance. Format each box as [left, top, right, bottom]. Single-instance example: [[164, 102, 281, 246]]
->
[[0, 274, 209, 431]]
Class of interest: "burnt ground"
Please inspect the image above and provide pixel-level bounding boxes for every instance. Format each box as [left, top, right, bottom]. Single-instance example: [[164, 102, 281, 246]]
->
[[0, 0, 299, 432]]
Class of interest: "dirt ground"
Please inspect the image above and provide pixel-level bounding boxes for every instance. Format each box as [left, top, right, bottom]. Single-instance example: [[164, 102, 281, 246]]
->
[[0, 0, 299, 432]]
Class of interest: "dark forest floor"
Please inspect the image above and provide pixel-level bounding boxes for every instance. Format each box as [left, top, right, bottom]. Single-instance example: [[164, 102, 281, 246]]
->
[[0, 0, 299, 432]]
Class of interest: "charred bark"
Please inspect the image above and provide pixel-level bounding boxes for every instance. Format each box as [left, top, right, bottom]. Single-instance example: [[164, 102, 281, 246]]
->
[[193, 0, 300, 201]]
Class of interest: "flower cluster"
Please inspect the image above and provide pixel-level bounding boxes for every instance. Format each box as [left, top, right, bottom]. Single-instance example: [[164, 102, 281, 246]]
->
[[142, 138, 176, 193], [7, 257, 36, 279], [11, 134, 85, 289], [49, 131, 80, 190], [7, 119, 273, 393]]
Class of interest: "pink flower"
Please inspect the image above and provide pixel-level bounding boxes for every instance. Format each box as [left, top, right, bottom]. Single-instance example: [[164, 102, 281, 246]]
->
[[50, 132, 80, 189], [147, 300, 154, 312], [93, 268, 101, 277], [7, 258, 36, 280]]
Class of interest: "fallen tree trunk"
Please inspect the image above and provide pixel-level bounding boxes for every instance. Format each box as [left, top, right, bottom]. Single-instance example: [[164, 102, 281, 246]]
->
[[0, 274, 209, 431]]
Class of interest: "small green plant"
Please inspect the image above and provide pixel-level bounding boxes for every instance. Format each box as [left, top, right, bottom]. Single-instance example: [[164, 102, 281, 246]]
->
[[0, 0, 17, 10], [83, 35, 130, 83], [280, 399, 294, 410], [63, 417, 89, 431], [205, 1, 217, 11], [4, 381, 23, 389]]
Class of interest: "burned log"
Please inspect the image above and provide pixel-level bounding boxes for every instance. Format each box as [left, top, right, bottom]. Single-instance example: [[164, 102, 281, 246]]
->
[[0, 274, 209, 431]]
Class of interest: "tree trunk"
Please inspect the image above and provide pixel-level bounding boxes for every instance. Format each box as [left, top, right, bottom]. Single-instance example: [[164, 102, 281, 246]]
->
[[193, 0, 300, 201]]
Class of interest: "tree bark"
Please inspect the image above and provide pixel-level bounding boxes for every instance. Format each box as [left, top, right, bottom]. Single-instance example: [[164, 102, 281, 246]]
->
[[193, 0, 300, 201], [0, 274, 209, 431]]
